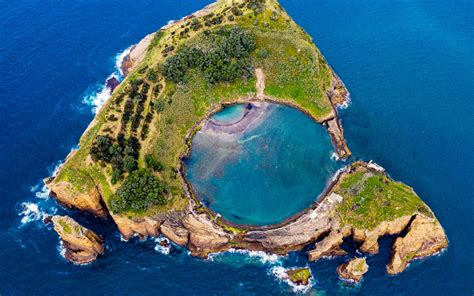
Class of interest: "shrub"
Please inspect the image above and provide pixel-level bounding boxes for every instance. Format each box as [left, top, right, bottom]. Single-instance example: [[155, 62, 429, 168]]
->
[[110, 169, 168, 213], [145, 154, 164, 172]]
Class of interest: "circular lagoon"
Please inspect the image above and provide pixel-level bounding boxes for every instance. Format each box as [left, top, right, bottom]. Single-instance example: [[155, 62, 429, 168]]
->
[[185, 102, 341, 226]]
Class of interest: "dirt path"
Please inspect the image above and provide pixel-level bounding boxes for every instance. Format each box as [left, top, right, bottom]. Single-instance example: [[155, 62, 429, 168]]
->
[[255, 68, 265, 99]]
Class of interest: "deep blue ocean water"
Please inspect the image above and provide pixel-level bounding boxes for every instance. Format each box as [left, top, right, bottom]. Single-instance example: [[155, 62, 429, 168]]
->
[[0, 0, 472, 294], [186, 103, 339, 226]]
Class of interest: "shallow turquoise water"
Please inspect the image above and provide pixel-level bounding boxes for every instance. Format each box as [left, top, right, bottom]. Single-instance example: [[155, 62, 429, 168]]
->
[[185, 103, 341, 225], [212, 104, 247, 124]]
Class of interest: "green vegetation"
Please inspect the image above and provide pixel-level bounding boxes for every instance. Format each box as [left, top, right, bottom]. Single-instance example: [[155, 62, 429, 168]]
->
[[110, 169, 168, 213], [161, 26, 256, 84], [287, 268, 311, 285], [334, 166, 433, 230], [51, 0, 337, 217], [58, 219, 72, 234]]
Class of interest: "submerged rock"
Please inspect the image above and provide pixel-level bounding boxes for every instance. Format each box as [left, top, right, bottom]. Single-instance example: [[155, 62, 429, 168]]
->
[[285, 268, 312, 286], [51, 215, 104, 264], [337, 258, 368, 283]]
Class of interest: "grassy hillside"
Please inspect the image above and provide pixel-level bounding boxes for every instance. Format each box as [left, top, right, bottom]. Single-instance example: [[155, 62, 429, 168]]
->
[[52, 0, 336, 218], [333, 164, 434, 230]]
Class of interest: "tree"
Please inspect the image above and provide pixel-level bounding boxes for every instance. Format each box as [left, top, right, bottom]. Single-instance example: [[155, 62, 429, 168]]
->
[[123, 155, 137, 172], [110, 169, 168, 213]]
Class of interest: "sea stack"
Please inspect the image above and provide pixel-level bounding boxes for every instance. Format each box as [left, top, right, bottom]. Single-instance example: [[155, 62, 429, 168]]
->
[[337, 258, 369, 283], [50, 215, 104, 264]]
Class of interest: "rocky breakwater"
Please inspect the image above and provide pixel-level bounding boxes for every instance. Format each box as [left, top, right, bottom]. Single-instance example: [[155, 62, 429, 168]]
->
[[323, 73, 351, 159], [337, 258, 369, 283], [48, 215, 104, 264]]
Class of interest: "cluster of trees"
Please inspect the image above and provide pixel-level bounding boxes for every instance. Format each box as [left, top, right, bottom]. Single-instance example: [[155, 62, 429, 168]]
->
[[161, 26, 256, 84], [90, 134, 141, 184], [110, 169, 168, 213]]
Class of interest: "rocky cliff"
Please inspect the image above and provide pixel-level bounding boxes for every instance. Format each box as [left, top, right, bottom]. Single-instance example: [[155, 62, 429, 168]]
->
[[49, 215, 104, 264]]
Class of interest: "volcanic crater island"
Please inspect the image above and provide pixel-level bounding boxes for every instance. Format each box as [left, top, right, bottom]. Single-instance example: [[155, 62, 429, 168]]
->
[[44, 0, 448, 285]]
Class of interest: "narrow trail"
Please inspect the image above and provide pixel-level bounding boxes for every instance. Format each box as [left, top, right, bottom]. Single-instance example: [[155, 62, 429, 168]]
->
[[255, 68, 265, 99]]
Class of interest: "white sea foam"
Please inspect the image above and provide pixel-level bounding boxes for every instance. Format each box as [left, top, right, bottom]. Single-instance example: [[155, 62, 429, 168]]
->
[[208, 248, 282, 265], [336, 94, 352, 110], [154, 237, 171, 255], [82, 46, 130, 113], [19, 202, 55, 224], [331, 152, 340, 161], [270, 266, 313, 293]]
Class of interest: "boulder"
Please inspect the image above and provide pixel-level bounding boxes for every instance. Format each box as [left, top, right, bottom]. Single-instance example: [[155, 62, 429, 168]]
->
[[337, 258, 368, 282]]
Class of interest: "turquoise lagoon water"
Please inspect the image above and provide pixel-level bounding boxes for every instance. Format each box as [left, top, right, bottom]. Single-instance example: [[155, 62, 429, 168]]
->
[[185, 103, 340, 225], [212, 104, 248, 124]]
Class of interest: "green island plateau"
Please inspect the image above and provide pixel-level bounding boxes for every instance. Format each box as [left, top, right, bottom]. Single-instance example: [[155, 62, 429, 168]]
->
[[44, 0, 447, 281]]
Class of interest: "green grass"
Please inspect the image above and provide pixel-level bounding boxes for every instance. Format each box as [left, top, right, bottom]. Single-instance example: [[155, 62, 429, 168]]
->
[[50, 0, 339, 218], [334, 167, 433, 230]]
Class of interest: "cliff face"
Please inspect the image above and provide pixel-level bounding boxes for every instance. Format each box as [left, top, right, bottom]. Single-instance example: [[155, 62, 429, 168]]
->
[[387, 214, 448, 274], [50, 215, 104, 264], [47, 181, 107, 218]]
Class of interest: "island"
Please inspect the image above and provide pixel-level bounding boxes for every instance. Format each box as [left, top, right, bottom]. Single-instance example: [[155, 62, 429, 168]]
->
[[44, 0, 447, 280]]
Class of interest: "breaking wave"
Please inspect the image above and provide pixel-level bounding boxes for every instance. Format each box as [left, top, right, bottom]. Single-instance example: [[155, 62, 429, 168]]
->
[[18, 201, 56, 225], [154, 237, 171, 255], [269, 266, 313, 293], [208, 248, 282, 265], [82, 46, 131, 113]]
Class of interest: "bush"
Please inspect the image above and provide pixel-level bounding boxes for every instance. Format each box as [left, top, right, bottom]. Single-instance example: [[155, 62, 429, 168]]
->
[[145, 154, 164, 172], [110, 169, 168, 213]]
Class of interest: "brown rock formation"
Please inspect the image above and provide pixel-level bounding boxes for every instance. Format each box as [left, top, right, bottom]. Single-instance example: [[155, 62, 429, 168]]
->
[[120, 33, 155, 77], [50, 215, 104, 264], [387, 215, 448, 274], [308, 231, 346, 261], [285, 268, 312, 286], [337, 258, 369, 282], [325, 117, 351, 159], [111, 214, 161, 240], [48, 181, 107, 218]]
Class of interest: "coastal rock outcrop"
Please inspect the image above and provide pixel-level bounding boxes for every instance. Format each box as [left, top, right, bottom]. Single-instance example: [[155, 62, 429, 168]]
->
[[387, 214, 448, 274], [285, 268, 312, 286], [337, 258, 368, 282], [47, 180, 108, 218], [308, 230, 347, 261], [50, 215, 104, 264], [111, 213, 162, 240], [120, 33, 155, 77]]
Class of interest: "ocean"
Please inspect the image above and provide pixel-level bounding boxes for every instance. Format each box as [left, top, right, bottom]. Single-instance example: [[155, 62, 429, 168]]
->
[[0, 0, 472, 294]]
